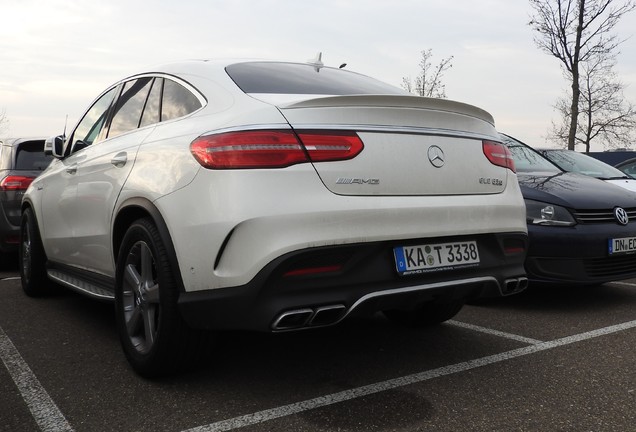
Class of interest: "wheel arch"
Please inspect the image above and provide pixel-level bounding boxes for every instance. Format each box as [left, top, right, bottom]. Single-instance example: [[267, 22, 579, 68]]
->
[[113, 198, 185, 293], [21, 198, 36, 217], [20, 199, 44, 245]]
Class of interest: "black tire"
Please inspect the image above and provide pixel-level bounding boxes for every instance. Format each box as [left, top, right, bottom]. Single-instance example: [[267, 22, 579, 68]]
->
[[20, 207, 52, 296], [383, 299, 464, 327], [115, 218, 208, 378]]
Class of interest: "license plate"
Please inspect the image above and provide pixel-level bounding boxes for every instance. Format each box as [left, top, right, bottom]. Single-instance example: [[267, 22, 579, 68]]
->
[[393, 241, 480, 275], [608, 236, 636, 255]]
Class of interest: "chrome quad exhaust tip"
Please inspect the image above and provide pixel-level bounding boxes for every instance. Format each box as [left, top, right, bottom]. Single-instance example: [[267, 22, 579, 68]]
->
[[271, 305, 346, 331]]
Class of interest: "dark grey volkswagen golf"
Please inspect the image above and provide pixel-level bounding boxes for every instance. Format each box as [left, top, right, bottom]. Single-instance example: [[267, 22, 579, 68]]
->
[[501, 134, 636, 285], [0, 138, 51, 257]]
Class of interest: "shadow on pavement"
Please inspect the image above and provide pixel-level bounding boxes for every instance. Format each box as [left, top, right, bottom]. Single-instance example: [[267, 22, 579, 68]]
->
[[0, 252, 19, 273]]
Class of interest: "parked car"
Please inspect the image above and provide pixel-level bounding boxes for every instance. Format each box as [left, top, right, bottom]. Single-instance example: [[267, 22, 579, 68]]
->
[[22, 59, 528, 376], [0, 138, 51, 257], [501, 134, 636, 285], [585, 150, 636, 167], [537, 148, 636, 192], [615, 157, 636, 179]]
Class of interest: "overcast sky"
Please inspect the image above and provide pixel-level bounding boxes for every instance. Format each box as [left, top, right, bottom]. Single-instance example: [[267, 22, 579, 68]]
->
[[2, 0, 636, 151]]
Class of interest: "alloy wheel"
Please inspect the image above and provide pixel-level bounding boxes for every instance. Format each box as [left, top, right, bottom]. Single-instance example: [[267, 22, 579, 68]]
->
[[121, 240, 161, 354]]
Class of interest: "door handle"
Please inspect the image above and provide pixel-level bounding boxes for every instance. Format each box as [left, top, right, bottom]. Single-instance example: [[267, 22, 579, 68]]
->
[[66, 164, 78, 175], [111, 152, 128, 167]]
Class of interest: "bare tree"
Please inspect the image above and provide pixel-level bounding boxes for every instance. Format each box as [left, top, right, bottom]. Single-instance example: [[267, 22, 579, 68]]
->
[[529, 0, 636, 150], [402, 49, 453, 98], [0, 108, 8, 136], [550, 54, 636, 151]]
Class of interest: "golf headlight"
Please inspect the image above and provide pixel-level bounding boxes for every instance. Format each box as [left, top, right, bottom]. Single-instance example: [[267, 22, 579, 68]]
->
[[525, 199, 576, 226]]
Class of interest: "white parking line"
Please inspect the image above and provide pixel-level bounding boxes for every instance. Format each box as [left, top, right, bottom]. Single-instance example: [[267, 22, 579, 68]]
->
[[608, 281, 636, 287], [182, 319, 636, 432], [0, 326, 74, 432], [447, 320, 543, 345], [0, 277, 21, 282]]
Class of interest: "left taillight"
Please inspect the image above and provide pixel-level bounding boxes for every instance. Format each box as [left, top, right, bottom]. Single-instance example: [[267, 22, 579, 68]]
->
[[483, 140, 515, 173], [190, 130, 363, 169], [0, 175, 35, 191]]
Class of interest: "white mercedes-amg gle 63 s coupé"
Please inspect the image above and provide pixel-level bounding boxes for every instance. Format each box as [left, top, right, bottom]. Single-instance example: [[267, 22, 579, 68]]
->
[[21, 58, 528, 376]]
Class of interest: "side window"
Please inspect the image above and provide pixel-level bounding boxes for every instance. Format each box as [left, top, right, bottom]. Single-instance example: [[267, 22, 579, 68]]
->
[[70, 87, 118, 151], [162, 79, 202, 121], [139, 78, 162, 128], [108, 77, 153, 138]]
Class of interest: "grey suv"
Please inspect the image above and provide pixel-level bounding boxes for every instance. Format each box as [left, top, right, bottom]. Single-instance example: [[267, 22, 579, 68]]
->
[[0, 138, 51, 257]]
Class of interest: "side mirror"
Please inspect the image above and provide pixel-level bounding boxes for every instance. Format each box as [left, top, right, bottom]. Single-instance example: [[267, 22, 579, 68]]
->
[[44, 135, 65, 159]]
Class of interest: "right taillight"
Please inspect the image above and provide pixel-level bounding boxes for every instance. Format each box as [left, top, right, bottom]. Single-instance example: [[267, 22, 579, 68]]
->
[[190, 130, 363, 169], [483, 140, 515, 173]]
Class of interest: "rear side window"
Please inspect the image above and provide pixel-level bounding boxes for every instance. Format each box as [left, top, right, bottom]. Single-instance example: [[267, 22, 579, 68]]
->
[[108, 77, 154, 138], [15, 141, 52, 170], [140, 78, 162, 127], [226, 62, 407, 95], [162, 79, 202, 121]]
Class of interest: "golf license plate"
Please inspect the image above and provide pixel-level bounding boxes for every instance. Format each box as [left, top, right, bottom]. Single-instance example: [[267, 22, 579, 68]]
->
[[393, 240, 480, 275], [608, 236, 636, 255]]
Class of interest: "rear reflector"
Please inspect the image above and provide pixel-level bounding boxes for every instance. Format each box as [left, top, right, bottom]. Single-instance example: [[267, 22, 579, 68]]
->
[[4, 234, 19, 244], [283, 265, 344, 277], [0, 175, 35, 191], [483, 140, 515, 172], [190, 130, 363, 169], [503, 238, 526, 255]]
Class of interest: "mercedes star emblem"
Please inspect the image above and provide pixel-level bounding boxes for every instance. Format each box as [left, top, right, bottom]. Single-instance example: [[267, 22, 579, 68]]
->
[[428, 145, 445, 168]]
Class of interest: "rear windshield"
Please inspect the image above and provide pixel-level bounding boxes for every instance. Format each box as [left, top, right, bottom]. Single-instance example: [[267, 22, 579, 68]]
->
[[15, 141, 52, 171], [225, 62, 407, 95]]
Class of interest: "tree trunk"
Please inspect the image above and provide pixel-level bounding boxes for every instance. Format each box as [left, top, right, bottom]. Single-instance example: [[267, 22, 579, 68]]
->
[[568, 0, 586, 151], [569, 71, 580, 150]]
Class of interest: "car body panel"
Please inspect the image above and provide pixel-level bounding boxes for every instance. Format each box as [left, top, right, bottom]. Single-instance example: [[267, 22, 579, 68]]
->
[[23, 60, 528, 332], [517, 171, 636, 208], [158, 166, 525, 291]]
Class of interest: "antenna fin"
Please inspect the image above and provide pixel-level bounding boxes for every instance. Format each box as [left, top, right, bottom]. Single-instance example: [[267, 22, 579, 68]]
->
[[308, 52, 324, 72]]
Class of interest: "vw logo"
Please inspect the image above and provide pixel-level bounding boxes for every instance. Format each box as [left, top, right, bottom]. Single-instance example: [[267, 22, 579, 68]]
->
[[614, 207, 629, 225], [428, 146, 445, 168]]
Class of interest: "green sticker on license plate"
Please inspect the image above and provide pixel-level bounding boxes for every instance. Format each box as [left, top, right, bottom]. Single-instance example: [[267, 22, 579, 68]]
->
[[393, 241, 480, 275]]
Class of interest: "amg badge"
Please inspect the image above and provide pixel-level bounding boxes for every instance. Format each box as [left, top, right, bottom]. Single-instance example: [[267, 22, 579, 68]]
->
[[336, 178, 380, 185]]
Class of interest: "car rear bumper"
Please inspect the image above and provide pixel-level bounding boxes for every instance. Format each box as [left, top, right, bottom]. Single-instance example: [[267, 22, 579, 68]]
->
[[157, 167, 528, 292], [526, 223, 636, 284], [177, 232, 528, 332]]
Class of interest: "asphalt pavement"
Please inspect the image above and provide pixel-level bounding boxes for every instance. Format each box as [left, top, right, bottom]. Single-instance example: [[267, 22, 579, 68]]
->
[[2, 259, 636, 432]]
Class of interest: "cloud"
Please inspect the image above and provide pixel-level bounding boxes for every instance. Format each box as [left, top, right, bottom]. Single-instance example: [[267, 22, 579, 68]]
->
[[1, 0, 635, 150]]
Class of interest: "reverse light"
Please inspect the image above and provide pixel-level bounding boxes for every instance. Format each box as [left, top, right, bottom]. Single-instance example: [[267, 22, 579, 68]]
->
[[190, 130, 363, 169], [483, 140, 516, 172], [0, 175, 35, 191]]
